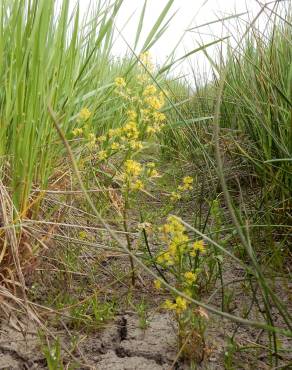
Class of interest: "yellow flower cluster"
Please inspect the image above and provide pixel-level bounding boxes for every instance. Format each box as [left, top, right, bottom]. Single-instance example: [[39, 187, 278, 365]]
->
[[139, 51, 154, 72], [96, 114, 144, 161], [124, 159, 142, 177], [72, 127, 83, 137], [178, 176, 193, 191], [184, 271, 197, 284], [164, 296, 188, 314], [143, 84, 157, 96], [144, 92, 165, 111], [146, 162, 159, 178], [154, 279, 161, 290], [157, 216, 190, 266], [115, 77, 126, 88], [78, 107, 91, 121], [190, 240, 206, 256], [123, 159, 144, 191], [170, 176, 194, 202]]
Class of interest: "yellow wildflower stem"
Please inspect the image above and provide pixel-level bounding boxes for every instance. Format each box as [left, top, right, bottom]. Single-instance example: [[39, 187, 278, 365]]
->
[[123, 189, 136, 286]]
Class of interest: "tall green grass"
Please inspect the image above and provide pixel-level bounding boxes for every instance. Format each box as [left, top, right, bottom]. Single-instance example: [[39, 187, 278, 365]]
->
[[0, 0, 178, 215], [221, 11, 292, 203], [0, 0, 119, 213], [165, 3, 292, 208]]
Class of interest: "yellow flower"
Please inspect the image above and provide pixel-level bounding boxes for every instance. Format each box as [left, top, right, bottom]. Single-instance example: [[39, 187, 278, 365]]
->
[[163, 299, 176, 310], [154, 279, 161, 290], [146, 126, 158, 135], [147, 168, 159, 178], [156, 254, 165, 264], [124, 159, 142, 177], [130, 179, 144, 191], [111, 142, 120, 150], [79, 230, 87, 239], [156, 252, 173, 266], [183, 176, 193, 185], [144, 96, 164, 110], [108, 128, 121, 137], [78, 107, 91, 121], [129, 141, 143, 150], [98, 135, 106, 142], [170, 192, 181, 202], [143, 84, 157, 96], [87, 133, 96, 149], [98, 150, 107, 161], [184, 271, 197, 284], [115, 77, 126, 88], [141, 108, 150, 117], [191, 240, 206, 255], [127, 110, 137, 121], [175, 296, 188, 313], [88, 133, 95, 141], [139, 51, 151, 63], [179, 176, 193, 191], [123, 121, 139, 140], [72, 128, 83, 136], [137, 73, 148, 84], [165, 216, 186, 233], [139, 51, 153, 70], [153, 112, 166, 122]]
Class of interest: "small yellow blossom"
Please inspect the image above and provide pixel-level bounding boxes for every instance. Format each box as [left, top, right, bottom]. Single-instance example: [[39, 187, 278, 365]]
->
[[183, 176, 193, 185], [170, 192, 181, 202], [111, 142, 120, 150], [139, 51, 154, 72], [147, 168, 159, 178], [175, 296, 188, 313], [79, 230, 87, 239], [115, 77, 126, 88], [184, 271, 197, 284], [182, 176, 194, 190], [157, 251, 173, 266], [164, 216, 186, 234], [154, 279, 161, 290], [129, 141, 143, 150], [156, 254, 165, 264], [146, 126, 157, 135], [108, 128, 121, 138], [127, 110, 137, 121], [144, 96, 164, 110], [72, 128, 83, 136], [130, 179, 144, 191], [124, 159, 142, 177], [191, 240, 206, 256], [123, 121, 139, 140], [137, 73, 148, 84], [98, 135, 106, 142], [164, 299, 176, 310], [143, 84, 157, 96], [153, 112, 166, 122], [141, 108, 150, 118], [88, 133, 95, 141], [78, 107, 91, 121], [98, 150, 107, 161]]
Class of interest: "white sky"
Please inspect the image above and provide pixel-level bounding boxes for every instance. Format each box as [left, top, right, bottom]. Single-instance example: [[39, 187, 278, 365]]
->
[[75, 0, 271, 82]]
